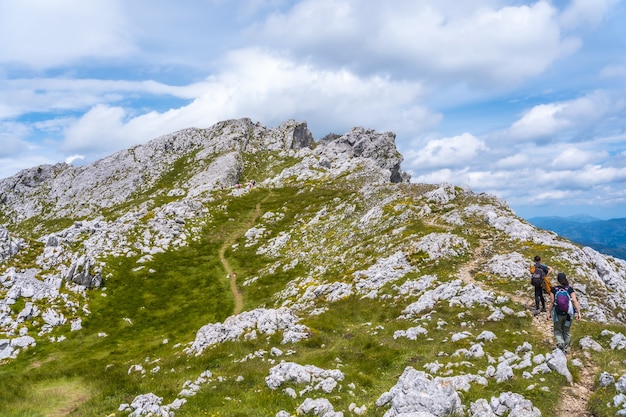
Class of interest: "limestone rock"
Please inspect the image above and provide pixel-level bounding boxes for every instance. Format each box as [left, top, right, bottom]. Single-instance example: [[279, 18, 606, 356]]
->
[[0, 227, 22, 260], [546, 348, 573, 384], [297, 398, 342, 417], [315, 127, 409, 183], [376, 367, 464, 417], [471, 392, 540, 417], [266, 361, 344, 393], [188, 308, 310, 355]]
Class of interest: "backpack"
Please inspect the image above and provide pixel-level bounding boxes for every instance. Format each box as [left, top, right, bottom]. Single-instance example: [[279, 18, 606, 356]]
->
[[554, 286, 572, 314], [530, 264, 546, 288]]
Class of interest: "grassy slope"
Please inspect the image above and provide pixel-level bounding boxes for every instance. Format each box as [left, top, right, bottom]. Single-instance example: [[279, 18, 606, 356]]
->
[[1, 183, 626, 416]]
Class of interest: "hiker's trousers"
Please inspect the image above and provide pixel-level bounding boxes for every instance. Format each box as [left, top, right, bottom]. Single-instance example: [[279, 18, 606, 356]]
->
[[534, 285, 545, 310], [553, 313, 572, 350]]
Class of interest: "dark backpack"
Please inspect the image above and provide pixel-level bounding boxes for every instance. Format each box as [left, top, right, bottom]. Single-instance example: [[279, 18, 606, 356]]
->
[[530, 264, 546, 287], [555, 286, 572, 314]]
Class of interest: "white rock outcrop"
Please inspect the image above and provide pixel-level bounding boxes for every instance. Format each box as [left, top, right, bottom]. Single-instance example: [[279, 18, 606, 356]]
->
[[376, 367, 464, 417], [187, 308, 310, 355]]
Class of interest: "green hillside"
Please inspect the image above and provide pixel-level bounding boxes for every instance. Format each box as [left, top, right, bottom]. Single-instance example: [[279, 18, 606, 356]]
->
[[1, 120, 626, 417]]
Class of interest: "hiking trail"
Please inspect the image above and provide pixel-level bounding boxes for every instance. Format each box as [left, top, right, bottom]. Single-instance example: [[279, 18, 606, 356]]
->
[[459, 240, 597, 417], [218, 201, 263, 316]]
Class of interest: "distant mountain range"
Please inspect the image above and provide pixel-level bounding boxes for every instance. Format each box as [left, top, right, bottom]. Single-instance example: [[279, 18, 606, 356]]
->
[[527, 215, 626, 260]]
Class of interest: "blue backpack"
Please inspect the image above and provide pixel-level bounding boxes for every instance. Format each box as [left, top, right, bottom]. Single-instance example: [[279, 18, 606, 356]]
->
[[554, 286, 572, 314]]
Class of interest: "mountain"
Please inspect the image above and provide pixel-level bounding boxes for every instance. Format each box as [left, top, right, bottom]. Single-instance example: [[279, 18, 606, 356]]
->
[[528, 216, 626, 260], [2, 118, 626, 416], [562, 214, 602, 223]]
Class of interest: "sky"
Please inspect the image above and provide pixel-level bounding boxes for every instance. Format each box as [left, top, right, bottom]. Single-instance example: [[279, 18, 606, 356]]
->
[[1, 0, 625, 220]]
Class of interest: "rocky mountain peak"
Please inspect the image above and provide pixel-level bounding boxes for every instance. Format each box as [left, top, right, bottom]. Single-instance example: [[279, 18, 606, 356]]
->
[[0, 118, 407, 225]]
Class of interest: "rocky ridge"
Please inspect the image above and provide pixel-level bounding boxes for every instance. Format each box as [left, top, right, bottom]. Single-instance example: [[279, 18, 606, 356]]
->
[[1, 118, 626, 416]]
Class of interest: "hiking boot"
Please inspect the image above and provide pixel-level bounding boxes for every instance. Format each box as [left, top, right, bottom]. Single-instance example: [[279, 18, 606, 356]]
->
[[532, 309, 539, 316], [540, 307, 546, 312]]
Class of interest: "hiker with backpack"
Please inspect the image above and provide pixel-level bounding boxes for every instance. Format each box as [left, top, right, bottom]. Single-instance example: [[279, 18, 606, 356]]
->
[[530, 255, 553, 314], [548, 272, 581, 353]]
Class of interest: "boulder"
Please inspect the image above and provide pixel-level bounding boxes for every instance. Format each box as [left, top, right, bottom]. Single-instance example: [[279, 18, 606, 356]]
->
[[266, 361, 344, 392], [546, 348, 573, 384], [376, 367, 463, 417], [0, 227, 22, 260], [65, 255, 103, 288]]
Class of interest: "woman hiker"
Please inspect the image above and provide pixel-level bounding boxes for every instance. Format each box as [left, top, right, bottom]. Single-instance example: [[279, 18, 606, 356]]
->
[[547, 272, 582, 353]]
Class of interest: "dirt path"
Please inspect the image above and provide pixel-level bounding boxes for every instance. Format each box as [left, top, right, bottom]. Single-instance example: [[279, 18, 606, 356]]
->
[[519, 296, 597, 417], [218, 202, 262, 316], [459, 240, 597, 417]]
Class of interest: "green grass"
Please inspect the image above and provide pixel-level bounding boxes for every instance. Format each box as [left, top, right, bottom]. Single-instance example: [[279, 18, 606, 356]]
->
[[0, 185, 316, 416], [13, 208, 76, 237], [0, 375, 92, 417], [0, 216, 236, 416], [572, 320, 626, 417], [241, 151, 302, 182]]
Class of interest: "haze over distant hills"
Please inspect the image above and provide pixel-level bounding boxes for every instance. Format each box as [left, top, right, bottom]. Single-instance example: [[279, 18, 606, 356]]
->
[[527, 215, 626, 260]]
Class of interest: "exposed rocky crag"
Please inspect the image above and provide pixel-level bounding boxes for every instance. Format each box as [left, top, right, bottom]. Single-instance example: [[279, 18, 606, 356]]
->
[[2, 118, 626, 416]]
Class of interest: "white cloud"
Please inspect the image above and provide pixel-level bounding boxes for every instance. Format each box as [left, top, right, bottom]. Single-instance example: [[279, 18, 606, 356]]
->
[[0, 122, 30, 157], [407, 130, 626, 217], [601, 65, 626, 78], [410, 168, 469, 186], [0, 0, 134, 68], [235, 0, 300, 19], [574, 165, 626, 186], [0, 77, 198, 120], [559, 0, 619, 29], [494, 153, 530, 169], [406, 133, 488, 170], [62, 105, 134, 154], [507, 103, 569, 140], [253, 0, 580, 86], [551, 147, 606, 169], [65, 154, 85, 164], [506, 90, 625, 141], [60, 48, 441, 156]]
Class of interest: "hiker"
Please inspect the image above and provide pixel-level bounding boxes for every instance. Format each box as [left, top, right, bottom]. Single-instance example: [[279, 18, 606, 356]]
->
[[548, 272, 581, 353], [531, 255, 553, 314]]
